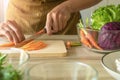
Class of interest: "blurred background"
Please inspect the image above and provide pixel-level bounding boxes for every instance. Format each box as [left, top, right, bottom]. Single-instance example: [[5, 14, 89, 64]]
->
[[0, 0, 9, 22], [0, 0, 119, 23]]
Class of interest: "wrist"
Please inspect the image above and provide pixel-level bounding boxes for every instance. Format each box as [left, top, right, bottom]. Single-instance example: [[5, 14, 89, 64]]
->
[[60, 1, 73, 13]]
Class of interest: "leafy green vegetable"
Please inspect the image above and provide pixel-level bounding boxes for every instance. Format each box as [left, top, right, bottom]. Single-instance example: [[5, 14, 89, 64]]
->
[[91, 4, 120, 30], [0, 54, 6, 70], [77, 19, 84, 29], [0, 53, 23, 80], [98, 22, 120, 50]]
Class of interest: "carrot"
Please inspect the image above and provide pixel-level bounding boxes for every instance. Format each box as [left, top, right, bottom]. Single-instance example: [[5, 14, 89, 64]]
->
[[21, 41, 35, 49], [21, 40, 47, 51], [15, 39, 33, 48], [66, 41, 71, 49], [23, 44, 46, 51], [24, 41, 44, 48], [0, 42, 15, 47], [81, 28, 103, 50], [80, 30, 92, 48]]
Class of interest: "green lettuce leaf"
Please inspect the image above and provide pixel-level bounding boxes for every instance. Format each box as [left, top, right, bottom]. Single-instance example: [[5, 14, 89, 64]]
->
[[91, 5, 120, 30]]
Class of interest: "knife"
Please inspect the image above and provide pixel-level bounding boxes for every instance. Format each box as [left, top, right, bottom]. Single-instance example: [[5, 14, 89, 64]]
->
[[15, 28, 46, 47]]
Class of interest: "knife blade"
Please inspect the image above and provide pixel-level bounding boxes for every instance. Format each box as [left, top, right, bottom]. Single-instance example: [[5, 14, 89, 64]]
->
[[15, 28, 46, 47]]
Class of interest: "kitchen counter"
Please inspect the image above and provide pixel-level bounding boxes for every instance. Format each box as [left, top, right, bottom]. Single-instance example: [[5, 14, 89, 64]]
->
[[28, 34, 114, 80]]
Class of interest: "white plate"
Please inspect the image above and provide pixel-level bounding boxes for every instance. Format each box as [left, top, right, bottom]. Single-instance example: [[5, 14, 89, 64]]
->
[[101, 51, 120, 80]]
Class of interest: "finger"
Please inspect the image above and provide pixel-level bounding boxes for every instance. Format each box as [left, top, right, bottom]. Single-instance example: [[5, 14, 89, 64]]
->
[[0, 22, 6, 36], [7, 21, 25, 42], [0, 23, 13, 41], [1, 29, 13, 42], [3, 24, 19, 43], [52, 12, 59, 33], [45, 13, 53, 35], [8, 20, 25, 41], [0, 22, 6, 30]]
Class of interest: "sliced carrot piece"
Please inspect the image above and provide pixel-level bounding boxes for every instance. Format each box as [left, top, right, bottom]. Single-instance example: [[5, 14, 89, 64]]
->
[[21, 41, 35, 49], [21, 40, 47, 51], [0, 42, 15, 47], [23, 45, 46, 51]]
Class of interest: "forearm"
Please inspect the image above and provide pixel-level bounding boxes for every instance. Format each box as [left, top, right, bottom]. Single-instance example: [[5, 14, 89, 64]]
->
[[62, 0, 102, 13]]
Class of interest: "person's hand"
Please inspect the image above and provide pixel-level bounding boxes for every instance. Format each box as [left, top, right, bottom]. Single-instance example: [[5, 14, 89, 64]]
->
[[45, 2, 71, 34], [0, 20, 25, 44]]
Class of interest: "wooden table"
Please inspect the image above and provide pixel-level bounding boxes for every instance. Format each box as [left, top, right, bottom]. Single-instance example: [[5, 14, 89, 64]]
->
[[28, 35, 114, 80]]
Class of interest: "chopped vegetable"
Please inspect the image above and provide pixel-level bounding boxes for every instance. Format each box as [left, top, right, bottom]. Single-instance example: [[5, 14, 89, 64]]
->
[[21, 40, 47, 51], [98, 22, 120, 50], [101, 22, 120, 30], [20, 41, 35, 49], [91, 5, 120, 30], [15, 39, 33, 48], [0, 40, 47, 51], [0, 42, 15, 47]]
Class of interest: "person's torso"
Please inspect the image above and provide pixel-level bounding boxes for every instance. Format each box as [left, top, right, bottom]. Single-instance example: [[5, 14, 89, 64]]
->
[[6, 0, 65, 34], [6, 0, 80, 34]]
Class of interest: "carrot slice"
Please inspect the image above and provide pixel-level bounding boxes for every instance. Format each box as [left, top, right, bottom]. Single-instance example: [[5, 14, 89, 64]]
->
[[21, 41, 35, 49], [22, 41, 42, 48], [23, 44, 47, 51], [21, 40, 47, 51], [0, 42, 15, 47]]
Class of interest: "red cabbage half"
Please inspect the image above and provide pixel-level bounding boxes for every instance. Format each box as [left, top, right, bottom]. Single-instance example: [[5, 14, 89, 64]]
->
[[98, 22, 120, 50]]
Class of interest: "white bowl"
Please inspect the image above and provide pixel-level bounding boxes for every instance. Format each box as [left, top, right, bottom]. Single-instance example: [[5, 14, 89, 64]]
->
[[101, 51, 120, 80]]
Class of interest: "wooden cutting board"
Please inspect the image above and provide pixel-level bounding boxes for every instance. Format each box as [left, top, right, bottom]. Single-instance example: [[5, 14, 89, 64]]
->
[[0, 40, 67, 58]]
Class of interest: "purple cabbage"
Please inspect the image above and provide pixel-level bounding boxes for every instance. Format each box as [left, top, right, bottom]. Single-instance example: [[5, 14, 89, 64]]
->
[[101, 22, 120, 30], [98, 22, 120, 50]]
